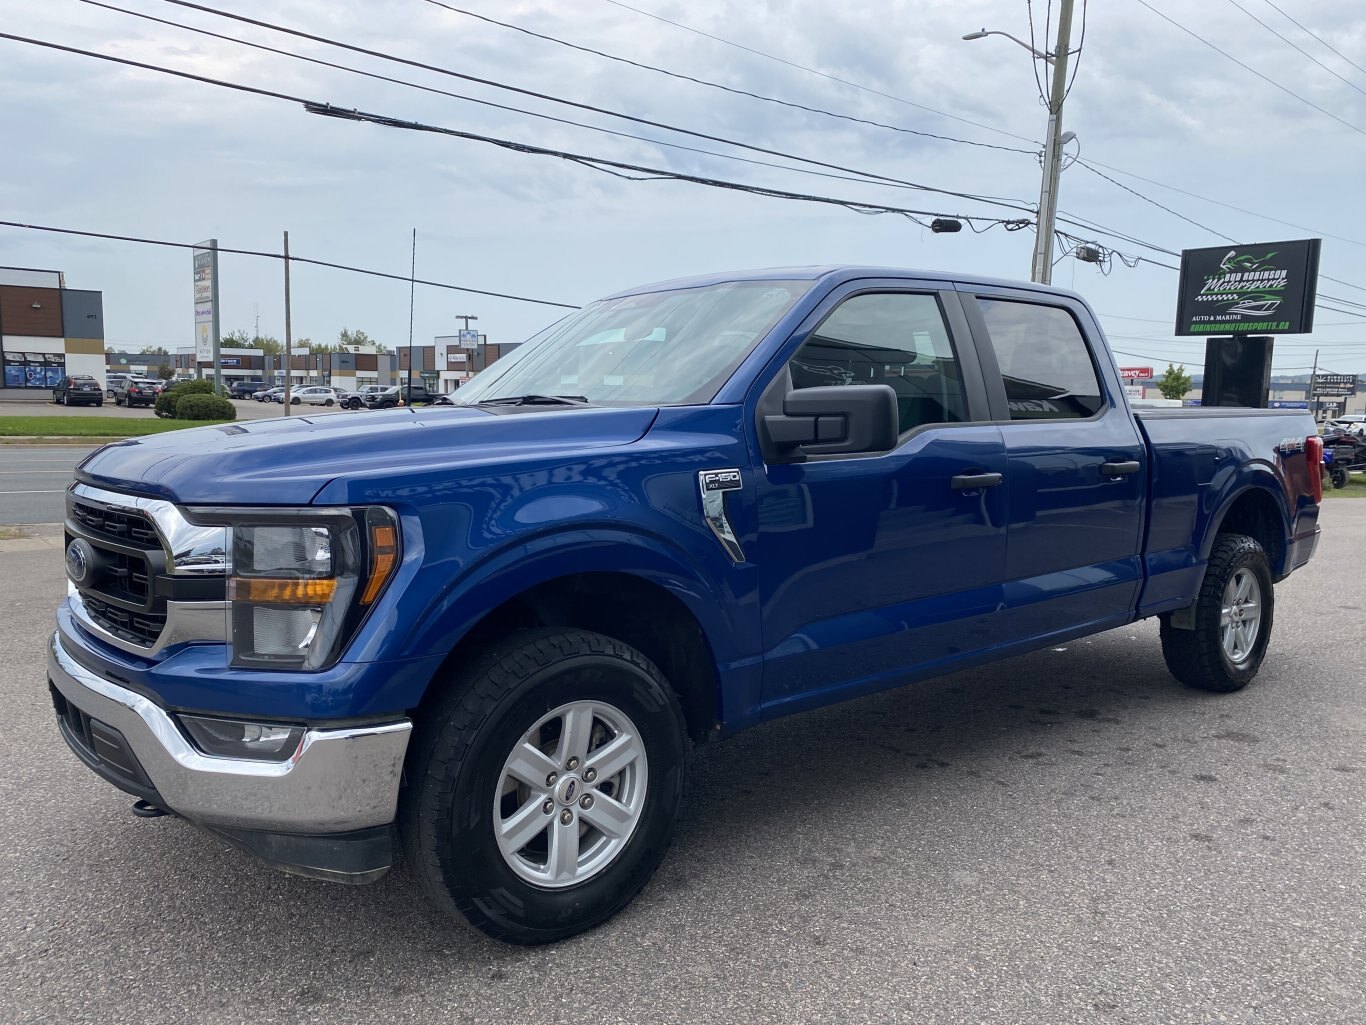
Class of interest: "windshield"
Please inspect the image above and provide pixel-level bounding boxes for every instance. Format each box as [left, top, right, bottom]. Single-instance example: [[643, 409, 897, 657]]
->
[[454, 279, 808, 407]]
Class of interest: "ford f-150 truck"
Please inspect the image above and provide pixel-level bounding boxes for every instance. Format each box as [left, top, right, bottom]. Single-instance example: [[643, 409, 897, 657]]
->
[[49, 267, 1322, 944]]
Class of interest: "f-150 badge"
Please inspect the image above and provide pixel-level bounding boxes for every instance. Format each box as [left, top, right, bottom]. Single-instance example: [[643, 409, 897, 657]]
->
[[698, 469, 744, 563]]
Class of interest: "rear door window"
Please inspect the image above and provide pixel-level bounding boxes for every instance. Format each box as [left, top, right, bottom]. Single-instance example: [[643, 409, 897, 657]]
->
[[976, 299, 1105, 420]]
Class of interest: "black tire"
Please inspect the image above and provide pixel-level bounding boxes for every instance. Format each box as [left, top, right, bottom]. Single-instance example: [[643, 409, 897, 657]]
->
[[291, 396, 301, 405], [1330, 465, 1349, 489], [95, 401, 103, 407], [325, 398, 334, 406], [1160, 533, 1274, 693], [399, 629, 688, 945]]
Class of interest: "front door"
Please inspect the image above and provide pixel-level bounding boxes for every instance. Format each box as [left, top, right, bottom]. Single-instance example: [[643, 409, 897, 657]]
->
[[753, 286, 1009, 718]]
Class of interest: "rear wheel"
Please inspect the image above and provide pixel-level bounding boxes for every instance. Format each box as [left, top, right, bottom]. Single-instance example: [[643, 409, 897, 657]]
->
[[1330, 465, 1350, 489], [1161, 533, 1274, 693], [399, 629, 688, 945]]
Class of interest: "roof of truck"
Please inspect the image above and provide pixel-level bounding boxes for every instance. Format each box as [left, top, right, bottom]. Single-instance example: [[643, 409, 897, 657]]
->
[[602, 266, 1086, 303]]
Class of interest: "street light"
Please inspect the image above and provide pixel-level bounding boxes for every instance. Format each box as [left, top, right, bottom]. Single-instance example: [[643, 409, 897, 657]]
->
[[963, 0, 1077, 284], [960, 28, 1054, 63]]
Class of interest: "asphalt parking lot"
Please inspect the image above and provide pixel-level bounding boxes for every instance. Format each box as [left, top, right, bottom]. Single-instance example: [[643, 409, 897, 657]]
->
[[1, 506, 1362, 1025]]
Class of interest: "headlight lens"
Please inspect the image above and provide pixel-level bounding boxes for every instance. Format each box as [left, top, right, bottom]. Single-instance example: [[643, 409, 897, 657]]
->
[[220, 507, 399, 670]]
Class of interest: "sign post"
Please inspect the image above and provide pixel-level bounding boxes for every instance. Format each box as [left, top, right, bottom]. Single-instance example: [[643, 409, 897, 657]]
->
[[192, 240, 221, 390]]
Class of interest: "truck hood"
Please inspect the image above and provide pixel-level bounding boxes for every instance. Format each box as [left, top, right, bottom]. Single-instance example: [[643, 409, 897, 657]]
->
[[76, 406, 660, 505]]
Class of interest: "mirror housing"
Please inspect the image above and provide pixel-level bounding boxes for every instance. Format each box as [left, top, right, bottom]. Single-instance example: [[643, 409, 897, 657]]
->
[[763, 384, 899, 462]]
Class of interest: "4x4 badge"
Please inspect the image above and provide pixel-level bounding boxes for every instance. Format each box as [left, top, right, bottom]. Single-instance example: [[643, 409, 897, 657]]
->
[[698, 469, 744, 563]]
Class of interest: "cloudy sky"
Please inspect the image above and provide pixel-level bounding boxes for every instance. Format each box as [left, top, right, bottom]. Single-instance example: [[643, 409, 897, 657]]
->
[[2, 0, 1364, 376]]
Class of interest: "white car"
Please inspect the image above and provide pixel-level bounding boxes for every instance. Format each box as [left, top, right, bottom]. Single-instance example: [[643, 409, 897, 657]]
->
[[289, 386, 342, 407]]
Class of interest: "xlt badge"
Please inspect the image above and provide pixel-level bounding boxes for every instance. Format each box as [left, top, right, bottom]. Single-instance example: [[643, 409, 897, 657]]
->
[[698, 469, 744, 563]]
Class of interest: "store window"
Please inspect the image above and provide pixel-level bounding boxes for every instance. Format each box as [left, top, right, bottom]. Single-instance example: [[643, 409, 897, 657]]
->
[[2, 352, 66, 388]]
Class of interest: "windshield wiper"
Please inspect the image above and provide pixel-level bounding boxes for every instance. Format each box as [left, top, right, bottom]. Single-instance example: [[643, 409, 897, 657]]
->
[[475, 394, 592, 407]]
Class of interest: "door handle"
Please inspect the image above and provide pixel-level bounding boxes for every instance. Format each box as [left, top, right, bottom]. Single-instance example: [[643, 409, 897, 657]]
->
[[951, 472, 1003, 491], [1101, 460, 1141, 477]]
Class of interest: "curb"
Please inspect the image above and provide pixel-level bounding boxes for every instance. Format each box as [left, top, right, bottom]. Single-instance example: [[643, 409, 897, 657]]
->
[[0, 437, 123, 446]]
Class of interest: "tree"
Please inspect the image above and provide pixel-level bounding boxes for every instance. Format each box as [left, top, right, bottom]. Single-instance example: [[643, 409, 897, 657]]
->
[[1158, 363, 1192, 401], [139, 345, 169, 357], [157, 362, 174, 380], [250, 334, 282, 356], [338, 327, 380, 351], [222, 328, 252, 347]]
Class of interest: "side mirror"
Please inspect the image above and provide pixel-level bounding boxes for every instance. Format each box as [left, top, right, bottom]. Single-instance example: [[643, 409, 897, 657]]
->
[[763, 384, 899, 462]]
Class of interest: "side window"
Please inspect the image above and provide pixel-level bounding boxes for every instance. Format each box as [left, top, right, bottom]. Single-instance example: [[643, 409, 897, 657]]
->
[[788, 292, 968, 434], [977, 299, 1105, 420]]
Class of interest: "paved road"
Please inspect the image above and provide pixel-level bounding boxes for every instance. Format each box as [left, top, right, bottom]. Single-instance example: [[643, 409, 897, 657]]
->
[[1, 396, 349, 422], [0, 446, 92, 524], [2, 505, 1362, 1025]]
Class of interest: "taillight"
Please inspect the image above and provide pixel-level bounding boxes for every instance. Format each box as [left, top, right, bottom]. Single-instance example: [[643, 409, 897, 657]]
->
[[1306, 435, 1323, 504]]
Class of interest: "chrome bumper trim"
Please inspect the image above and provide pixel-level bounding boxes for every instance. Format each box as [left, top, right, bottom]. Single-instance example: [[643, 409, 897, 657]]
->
[[48, 631, 411, 833]]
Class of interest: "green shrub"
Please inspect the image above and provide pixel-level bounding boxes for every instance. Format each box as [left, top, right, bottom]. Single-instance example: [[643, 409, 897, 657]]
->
[[155, 378, 221, 418], [174, 393, 236, 421]]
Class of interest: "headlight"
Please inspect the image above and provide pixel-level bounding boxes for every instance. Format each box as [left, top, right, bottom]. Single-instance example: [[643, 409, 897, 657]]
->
[[205, 506, 399, 670]]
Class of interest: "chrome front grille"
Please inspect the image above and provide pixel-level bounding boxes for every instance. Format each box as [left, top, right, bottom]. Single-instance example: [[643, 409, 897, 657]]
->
[[64, 484, 229, 657]]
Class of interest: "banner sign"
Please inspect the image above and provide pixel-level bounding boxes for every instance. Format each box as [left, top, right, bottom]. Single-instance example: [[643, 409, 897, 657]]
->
[[1175, 238, 1320, 336], [1269, 400, 1309, 409], [192, 240, 220, 364], [1312, 373, 1357, 397], [1119, 366, 1153, 380]]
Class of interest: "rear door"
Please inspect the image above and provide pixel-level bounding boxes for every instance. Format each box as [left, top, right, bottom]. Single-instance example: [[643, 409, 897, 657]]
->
[[960, 287, 1147, 641]]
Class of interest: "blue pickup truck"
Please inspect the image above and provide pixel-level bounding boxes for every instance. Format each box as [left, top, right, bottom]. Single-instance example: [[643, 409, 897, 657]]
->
[[49, 267, 1322, 943]]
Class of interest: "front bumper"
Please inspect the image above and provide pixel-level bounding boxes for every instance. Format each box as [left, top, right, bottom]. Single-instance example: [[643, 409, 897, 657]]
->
[[48, 630, 412, 878]]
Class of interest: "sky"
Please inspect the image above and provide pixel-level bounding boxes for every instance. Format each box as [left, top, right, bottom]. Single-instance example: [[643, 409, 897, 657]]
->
[[1, 0, 1364, 377]]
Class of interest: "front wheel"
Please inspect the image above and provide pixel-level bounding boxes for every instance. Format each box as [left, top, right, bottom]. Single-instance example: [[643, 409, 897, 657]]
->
[[1160, 533, 1274, 693], [399, 629, 688, 945], [1330, 465, 1350, 489]]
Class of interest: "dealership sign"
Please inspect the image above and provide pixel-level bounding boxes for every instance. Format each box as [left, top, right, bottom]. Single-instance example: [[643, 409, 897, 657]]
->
[[1311, 373, 1357, 398], [1119, 366, 1153, 380], [1174, 238, 1320, 336]]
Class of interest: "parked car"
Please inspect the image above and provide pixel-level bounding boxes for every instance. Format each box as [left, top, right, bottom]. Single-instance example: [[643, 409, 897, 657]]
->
[[289, 386, 343, 407], [48, 266, 1323, 944], [364, 383, 431, 409], [52, 375, 104, 407], [252, 386, 281, 402], [112, 377, 158, 408], [229, 379, 266, 399], [104, 373, 131, 398], [339, 385, 386, 410], [430, 392, 457, 405]]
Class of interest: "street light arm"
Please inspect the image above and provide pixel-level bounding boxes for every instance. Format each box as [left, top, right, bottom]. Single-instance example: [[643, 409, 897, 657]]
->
[[961, 28, 1055, 63]]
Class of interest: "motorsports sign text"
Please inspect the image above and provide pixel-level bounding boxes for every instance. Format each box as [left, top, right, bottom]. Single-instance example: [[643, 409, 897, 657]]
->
[[1174, 238, 1320, 336]]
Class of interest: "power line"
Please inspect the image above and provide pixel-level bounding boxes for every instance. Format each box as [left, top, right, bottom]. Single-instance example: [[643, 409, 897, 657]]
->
[[1133, 0, 1366, 137], [1075, 162, 1237, 243], [154, 0, 1034, 213], [598, 0, 1039, 145], [1256, 0, 1366, 80], [418, 0, 1037, 156], [0, 32, 1029, 232], [1224, 0, 1366, 98], [0, 219, 582, 307], [79, 0, 1015, 200]]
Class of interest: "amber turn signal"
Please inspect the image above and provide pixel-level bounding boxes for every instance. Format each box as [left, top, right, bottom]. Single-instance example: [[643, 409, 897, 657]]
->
[[361, 522, 399, 605], [228, 577, 338, 604]]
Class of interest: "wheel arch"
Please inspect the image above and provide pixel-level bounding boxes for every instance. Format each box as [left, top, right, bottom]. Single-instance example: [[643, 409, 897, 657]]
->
[[1203, 481, 1289, 580]]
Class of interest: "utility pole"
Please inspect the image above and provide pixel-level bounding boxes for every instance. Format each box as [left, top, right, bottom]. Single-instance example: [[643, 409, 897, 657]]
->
[[282, 230, 293, 416], [1030, 0, 1075, 285], [1310, 348, 1320, 422], [405, 228, 416, 405]]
